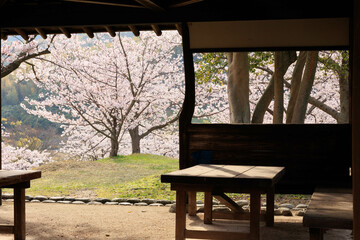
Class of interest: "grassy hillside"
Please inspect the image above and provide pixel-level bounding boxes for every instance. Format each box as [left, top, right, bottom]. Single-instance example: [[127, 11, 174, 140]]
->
[[4, 154, 179, 200]]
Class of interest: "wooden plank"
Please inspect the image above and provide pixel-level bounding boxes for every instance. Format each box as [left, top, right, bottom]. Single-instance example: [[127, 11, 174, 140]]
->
[[0, 224, 14, 234], [212, 212, 266, 221], [14, 187, 26, 240], [185, 229, 250, 240], [213, 193, 244, 213], [0, 170, 41, 188], [162, 164, 222, 178], [199, 165, 252, 178], [235, 166, 285, 181]]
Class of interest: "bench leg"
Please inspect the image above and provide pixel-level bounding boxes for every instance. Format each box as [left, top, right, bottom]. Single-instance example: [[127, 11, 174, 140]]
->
[[204, 192, 213, 224], [266, 187, 275, 227], [309, 228, 324, 240], [176, 189, 187, 240], [250, 192, 261, 240], [14, 187, 26, 240], [188, 191, 197, 216]]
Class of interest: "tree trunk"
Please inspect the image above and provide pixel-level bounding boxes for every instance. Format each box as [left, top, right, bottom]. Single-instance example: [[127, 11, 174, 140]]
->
[[110, 136, 119, 157], [252, 51, 297, 123], [129, 126, 141, 154], [338, 57, 349, 123], [227, 52, 250, 123], [292, 51, 319, 124], [273, 52, 284, 123], [286, 51, 307, 123]]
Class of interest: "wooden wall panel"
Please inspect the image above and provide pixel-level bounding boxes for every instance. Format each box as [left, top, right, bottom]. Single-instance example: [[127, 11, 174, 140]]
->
[[185, 124, 352, 194]]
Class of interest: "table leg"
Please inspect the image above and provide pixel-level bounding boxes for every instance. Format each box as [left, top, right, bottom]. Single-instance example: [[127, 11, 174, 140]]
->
[[188, 191, 197, 216], [266, 187, 275, 227], [250, 192, 261, 240], [176, 189, 187, 240], [204, 192, 213, 224], [14, 187, 26, 240]]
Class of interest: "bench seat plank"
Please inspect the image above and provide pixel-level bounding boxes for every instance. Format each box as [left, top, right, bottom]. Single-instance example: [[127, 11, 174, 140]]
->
[[303, 188, 353, 230]]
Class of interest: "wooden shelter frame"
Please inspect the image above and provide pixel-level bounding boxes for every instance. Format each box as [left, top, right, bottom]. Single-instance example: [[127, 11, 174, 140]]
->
[[0, 0, 359, 238]]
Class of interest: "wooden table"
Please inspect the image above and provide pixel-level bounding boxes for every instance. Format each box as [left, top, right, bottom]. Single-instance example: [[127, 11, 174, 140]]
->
[[161, 164, 285, 240], [0, 170, 41, 240]]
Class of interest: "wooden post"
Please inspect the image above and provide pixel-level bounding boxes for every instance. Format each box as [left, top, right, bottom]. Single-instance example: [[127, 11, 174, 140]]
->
[[352, 0, 360, 238], [176, 189, 186, 240], [266, 187, 275, 227], [250, 192, 261, 240], [187, 191, 197, 216], [179, 22, 195, 170], [14, 187, 26, 240], [204, 192, 213, 224]]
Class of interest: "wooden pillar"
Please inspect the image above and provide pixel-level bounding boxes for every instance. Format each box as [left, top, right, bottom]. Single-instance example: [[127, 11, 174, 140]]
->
[[179, 22, 195, 170], [250, 192, 261, 240], [14, 187, 26, 240], [352, 0, 360, 238], [175, 189, 187, 240]]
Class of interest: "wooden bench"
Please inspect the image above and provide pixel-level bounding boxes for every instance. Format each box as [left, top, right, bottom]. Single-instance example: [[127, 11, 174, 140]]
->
[[303, 188, 353, 240], [180, 123, 352, 227]]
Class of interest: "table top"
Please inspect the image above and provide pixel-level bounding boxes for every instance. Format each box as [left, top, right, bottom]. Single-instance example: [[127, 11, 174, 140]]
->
[[0, 170, 41, 187], [161, 164, 285, 187]]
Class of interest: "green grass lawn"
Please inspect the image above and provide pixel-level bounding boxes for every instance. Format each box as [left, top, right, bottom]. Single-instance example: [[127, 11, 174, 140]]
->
[[4, 154, 180, 200]]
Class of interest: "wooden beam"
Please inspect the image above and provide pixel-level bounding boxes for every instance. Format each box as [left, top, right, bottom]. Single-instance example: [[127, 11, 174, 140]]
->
[[175, 24, 182, 36], [104, 26, 116, 37], [151, 24, 162, 36], [134, 0, 165, 11], [129, 25, 140, 36], [352, 0, 360, 239], [82, 27, 94, 38], [35, 27, 47, 39], [170, 0, 204, 8], [1, 32, 7, 40], [63, 0, 144, 8], [14, 28, 29, 41], [59, 27, 71, 38]]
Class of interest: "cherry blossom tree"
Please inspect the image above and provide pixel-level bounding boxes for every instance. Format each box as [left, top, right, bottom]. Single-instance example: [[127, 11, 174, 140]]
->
[[1, 35, 55, 79], [22, 32, 227, 159], [1, 125, 52, 170]]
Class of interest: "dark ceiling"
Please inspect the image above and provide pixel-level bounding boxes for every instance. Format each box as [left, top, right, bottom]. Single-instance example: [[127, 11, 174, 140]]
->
[[0, 0, 352, 40]]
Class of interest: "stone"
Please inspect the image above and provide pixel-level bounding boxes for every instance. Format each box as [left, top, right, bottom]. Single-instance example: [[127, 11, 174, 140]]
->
[[196, 200, 203, 204], [169, 204, 176, 213], [127, 198, 140, 203], [119, 202, 132, 206], [5, 199, 14, 202], [278, 207, 292, 216], [72, 201, 86, 204], [156, 200, 172, 205], [149, 203, 164, 207], [279, 203, 294, 209], [274, 209, 282, 215], [105, 202, 118, 205], [34, 195, 48, 201], [294, 210, 305, 216], [213, 207, 230, 213], [31, 200, 41, 203], [165, 204, 173, 207], [95, 198, 111, 204], [58, 201, 72, 204], [236, 200, 248, 207], [43, 200, 56, 203], [197, 206, 204, 213], [261, 206, 267, 214], [2, 194, 13, 199], [111, 198, 127, 203], [25, 195, 33, 201], [49, 197, 64, 201], [88, 201, 103, 205], [141, 199, 156, 204], [134, 202, 148, 206], [295, 204, 308, 209], [212, 200, 220, 205], [74, 198, 90, 203], [64, 197, 75, 202]]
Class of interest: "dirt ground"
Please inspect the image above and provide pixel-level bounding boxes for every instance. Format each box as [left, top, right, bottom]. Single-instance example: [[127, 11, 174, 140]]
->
[[0, 201, 353, 240]]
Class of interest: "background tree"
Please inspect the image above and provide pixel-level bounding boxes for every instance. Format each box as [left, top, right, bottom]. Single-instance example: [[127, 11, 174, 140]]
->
[[195, 51, 349, 124], [22, 32, 227, 159]]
